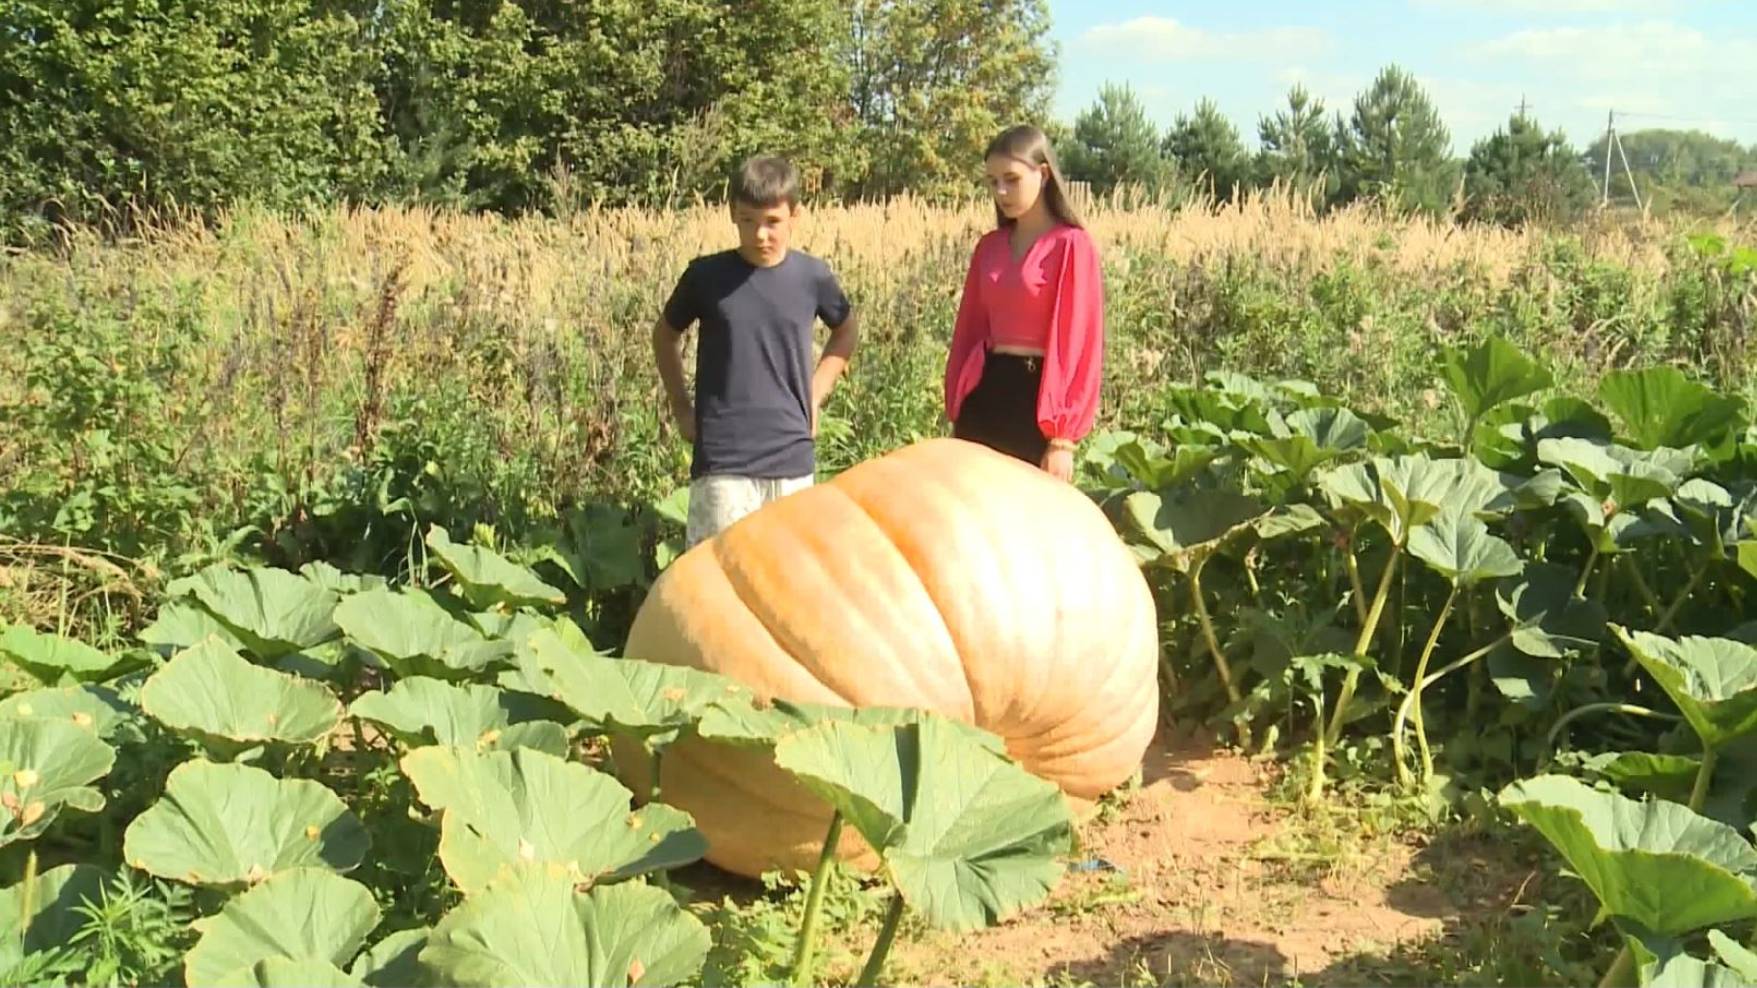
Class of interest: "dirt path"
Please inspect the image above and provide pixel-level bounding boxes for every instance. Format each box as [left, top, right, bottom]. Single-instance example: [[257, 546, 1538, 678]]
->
[[880, 734, 1512, 987]]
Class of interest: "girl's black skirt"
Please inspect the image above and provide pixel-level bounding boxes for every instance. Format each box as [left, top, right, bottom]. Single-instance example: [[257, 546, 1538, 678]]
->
[[953, 352, 1047, 466]]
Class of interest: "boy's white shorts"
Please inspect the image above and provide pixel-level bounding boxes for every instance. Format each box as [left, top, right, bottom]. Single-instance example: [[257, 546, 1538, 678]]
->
[[685, 473, 814, 548]]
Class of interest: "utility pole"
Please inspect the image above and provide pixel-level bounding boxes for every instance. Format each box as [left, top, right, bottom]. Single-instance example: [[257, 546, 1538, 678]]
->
[[1516, 95, 1530, 120], [1601, 110, 1614, 206]]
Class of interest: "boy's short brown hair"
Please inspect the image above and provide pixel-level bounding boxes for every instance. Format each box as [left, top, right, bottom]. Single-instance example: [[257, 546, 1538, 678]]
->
[[731, 155, 800, 209]]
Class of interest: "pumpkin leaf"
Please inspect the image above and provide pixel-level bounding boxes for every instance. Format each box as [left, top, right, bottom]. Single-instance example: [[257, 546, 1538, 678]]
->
[[184, 868, 380, 988], [1582, 751, 1700, 804], [0, 863, 107, 954], [222, 958, 367, 988], [400, 746, 705, 895], [1538, 438, 1688, 511], [696, 698, 1004, 756], [334, 589, 515, 682], [139, 639, 343, 751], [424, 526, 565, 610], [0, 684, 133, 741], [165, 565, 341, 660], [297, 561, 387, 595], [1318, 455, 1508, 544], [541, 504, 645, 594], [419, 871, 709, 988], [1496, 563, 1608, 658], [1627, 933, 1752, 988], [1497, 774, 1757, 936], [349, 928, 431, 987], [349, 677, 570, 754], [772, 716, 1075, 932], [1442, 334, 1553, 422], [1599, 366, 1745, 452], [1406, 508, 1523, 587], [0, 624, 130, 685], [1612, 627, 1757, 752], [1123, 489, 1267, 572], [123, 760, 369, 888], [516, 630, 749, 740], [1111, 440, 1220, 490], [139, 601, 248, 657], [0, 718, 114, 847]]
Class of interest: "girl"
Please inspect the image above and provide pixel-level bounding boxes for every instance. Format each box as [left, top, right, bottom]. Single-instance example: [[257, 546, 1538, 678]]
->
[[944, 124, 1104, 483]]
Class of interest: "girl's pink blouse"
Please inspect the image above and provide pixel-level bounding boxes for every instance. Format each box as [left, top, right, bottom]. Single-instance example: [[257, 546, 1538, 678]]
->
[[943, 223, 1105, 443]]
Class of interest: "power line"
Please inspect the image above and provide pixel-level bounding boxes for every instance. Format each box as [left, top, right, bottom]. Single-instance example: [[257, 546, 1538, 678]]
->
[[1607, 110, 1757, 129]]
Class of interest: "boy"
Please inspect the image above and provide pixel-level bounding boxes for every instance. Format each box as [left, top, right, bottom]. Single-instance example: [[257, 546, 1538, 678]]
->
[[653, 155, 860, 548]]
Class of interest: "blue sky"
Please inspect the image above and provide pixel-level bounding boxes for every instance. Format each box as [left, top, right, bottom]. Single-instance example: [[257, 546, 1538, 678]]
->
[[1048, 1, 1757, 154]]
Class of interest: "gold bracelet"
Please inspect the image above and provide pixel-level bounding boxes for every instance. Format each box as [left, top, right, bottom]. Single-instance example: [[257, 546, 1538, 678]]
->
[[1047, 438, 1076, 452]]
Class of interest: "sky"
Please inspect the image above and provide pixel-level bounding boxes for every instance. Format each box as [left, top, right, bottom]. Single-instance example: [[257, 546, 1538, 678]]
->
[[1048, 1, 1757, 155]]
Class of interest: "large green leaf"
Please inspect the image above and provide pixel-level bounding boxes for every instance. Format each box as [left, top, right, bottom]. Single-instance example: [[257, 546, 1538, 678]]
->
[[0, 718, 114, 847], [696, 697, 1004, 756], [1495, 563, 1608, 658], [1614, 627, 1757, 751], [516, 630, 748, 740], [1406, 508, 1523, 587], [420, 871, 709, 987], [184, 869, 380, 988], [334, 588, 514, 681], [0, 863, 107, 953], [166, 565, 341, 660], [1441, 335, 1553, 421], [1167, 386, 1278, 436], [1240, 406, 1371, 481], [425, 526, 565, 611], [1318, 455, 1510, 543], [0, 684, 132, 741], [139, 640, 342, 750], [349, 928, 430, 987], [1498, 775, 1757, 936], [1111, 440, 1220, 490], [225, 958, 367, 988], [0, 625, 127, 684], [1538, 438, 1685, 510], [772, 716, 1075, 932], [1628, 933, 1754, 987], [1599, 366, 1745, 452], [123, 760, 369, 888], [350, 677, 569, 755], [400, 746, 705, 894], [1584, 751, 1701, 804], [541, 504, 645, 594], [139, 601, 248, 656], [297, 562, 387, 595], [1123, 489, 1267, 572]]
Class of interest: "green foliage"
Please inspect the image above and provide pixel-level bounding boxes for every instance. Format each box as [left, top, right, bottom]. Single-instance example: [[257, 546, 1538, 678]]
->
[[1061, 83, 1170, 195], [1256, 84, 1340, 203], [1163, 98, 1251, 201], [1463, 113, 1595, 228], [1334, 65, 1459, 216]]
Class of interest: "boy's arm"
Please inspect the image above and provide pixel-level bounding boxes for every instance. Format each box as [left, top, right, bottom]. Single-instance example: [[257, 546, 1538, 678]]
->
[[652, 317, 695, 442], [811, 309, 859, 414]]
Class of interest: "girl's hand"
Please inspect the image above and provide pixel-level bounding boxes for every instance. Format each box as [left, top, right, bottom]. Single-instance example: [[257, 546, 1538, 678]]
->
[[1041, 445, 1074, 482]]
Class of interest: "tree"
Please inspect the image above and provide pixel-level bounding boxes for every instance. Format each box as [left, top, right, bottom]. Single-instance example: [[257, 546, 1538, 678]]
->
[[1461, 112, 1594, 227], [1334, 65, 1459, 216], [1060, 83, 1169, 195], [1584, 128, 1757, 215], [1162, 98, 1250, 201], [845, 0, 1059, 200], [1255, 84, 1338, 204]]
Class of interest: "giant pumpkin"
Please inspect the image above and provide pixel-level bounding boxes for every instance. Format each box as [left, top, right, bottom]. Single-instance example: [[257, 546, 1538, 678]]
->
[[616, 438, 1160, 878]]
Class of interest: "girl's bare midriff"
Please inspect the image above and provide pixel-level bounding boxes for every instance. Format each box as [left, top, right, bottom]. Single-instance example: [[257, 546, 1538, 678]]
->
[[992, 343, 1045, 357]]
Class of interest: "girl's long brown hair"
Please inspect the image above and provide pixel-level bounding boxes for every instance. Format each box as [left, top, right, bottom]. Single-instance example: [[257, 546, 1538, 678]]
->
[[984, 125, 1084, 230]]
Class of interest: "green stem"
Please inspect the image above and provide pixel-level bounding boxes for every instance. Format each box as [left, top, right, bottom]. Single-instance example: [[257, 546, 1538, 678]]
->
[[1190, 561, 1251, 749], [1599, 945, 1635, 988], [1344, 541, 1369, 626], [788, 811, 845, 987], [1542, 702, 1680, 755], [1689, 746, 1719, 813], [1575, 544, 1601, 598], [1656, 565, 1707, 634], [855, 893, 907, 987], [1325, 543, 1402, 749], [1392, 586, 1458, 789], [1621, 555, 1660, 618]]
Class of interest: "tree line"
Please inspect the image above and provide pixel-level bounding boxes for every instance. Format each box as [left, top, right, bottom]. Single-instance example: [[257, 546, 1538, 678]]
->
[[1062, 66, 1757, 226], [3, 4, 1754, 244]]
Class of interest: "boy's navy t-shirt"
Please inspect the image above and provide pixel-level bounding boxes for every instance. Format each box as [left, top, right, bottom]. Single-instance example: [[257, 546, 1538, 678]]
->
[[662, 248, 851, 480]]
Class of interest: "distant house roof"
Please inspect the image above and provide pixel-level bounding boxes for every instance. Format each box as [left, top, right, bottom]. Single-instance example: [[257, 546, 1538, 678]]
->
[[1737, 170, 1757, 189]]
